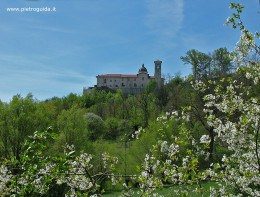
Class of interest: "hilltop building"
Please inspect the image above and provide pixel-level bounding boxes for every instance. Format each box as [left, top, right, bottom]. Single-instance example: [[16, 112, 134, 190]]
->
[[84, 60, 163, 94]]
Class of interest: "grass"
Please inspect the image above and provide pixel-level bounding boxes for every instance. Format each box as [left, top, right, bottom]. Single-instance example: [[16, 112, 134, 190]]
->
[[103, 181, 217, 197]]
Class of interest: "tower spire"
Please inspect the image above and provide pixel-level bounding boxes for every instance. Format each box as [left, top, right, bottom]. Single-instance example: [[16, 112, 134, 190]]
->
[[154, 60, 162, 88]]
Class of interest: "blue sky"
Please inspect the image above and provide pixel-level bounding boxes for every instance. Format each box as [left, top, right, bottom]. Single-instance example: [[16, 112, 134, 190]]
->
[[0, 0, 259, 101]]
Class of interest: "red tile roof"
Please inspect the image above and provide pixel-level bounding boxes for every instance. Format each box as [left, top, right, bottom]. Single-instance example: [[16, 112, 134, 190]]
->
[[97, 74, 138, 78], [97, 74, 156, 79]]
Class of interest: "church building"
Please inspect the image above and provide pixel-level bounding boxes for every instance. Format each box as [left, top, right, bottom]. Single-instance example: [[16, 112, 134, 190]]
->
[[94, 60, 163, 94]]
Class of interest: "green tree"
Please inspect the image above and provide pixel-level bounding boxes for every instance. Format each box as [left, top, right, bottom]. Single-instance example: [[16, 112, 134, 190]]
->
[[57, 106, 88, 150], [165, 75, 192, 111], [145, 80, 157, 94], [212, 47, 233, 76], [104, 117, 120, 140], [85, 113, 105, 141], [181, 49, 211, 80], [0, 94, 38, 160]]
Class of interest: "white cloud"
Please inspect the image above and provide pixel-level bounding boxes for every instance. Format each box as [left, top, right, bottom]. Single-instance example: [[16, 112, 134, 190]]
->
[[0, 54, 95, 102], [145, 0, 184, 40], [0, 69, 95, 102]]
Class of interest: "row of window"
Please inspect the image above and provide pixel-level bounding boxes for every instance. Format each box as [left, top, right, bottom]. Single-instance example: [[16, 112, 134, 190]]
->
[[103, 77, 146, 83], [106, 83, 144, 88]]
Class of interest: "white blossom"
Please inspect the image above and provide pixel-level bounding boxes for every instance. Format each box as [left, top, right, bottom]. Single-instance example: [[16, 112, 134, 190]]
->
[[200, 135, 211, 144]]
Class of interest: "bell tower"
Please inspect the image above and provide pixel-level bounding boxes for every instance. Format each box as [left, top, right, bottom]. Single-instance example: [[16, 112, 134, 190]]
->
[[154, 60, 162, 87]]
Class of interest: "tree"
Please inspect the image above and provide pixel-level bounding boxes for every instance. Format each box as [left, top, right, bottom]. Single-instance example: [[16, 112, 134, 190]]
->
[[0, 94, 38, 160], [211, 47, 233, 76], [145, 80, 157, 94], [165, 75, 191, 111], [181, 49, 211, 80], [57, 106, 88, 150], [85, 113, 105, 141], [0, 129, 119, 196], [181, 48, 234, 79], [104, 117, 120, 140]]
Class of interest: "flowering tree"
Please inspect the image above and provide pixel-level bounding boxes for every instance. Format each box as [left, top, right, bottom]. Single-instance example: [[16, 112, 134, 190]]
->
[[0, 127, 119, 196], [121, 111, 211, 196], [123, 3, 260, 196], [123, 62, 259, 197]]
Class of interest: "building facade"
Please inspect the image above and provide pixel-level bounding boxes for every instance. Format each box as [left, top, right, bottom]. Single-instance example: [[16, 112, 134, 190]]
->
[[93, 60, 163, 94]]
